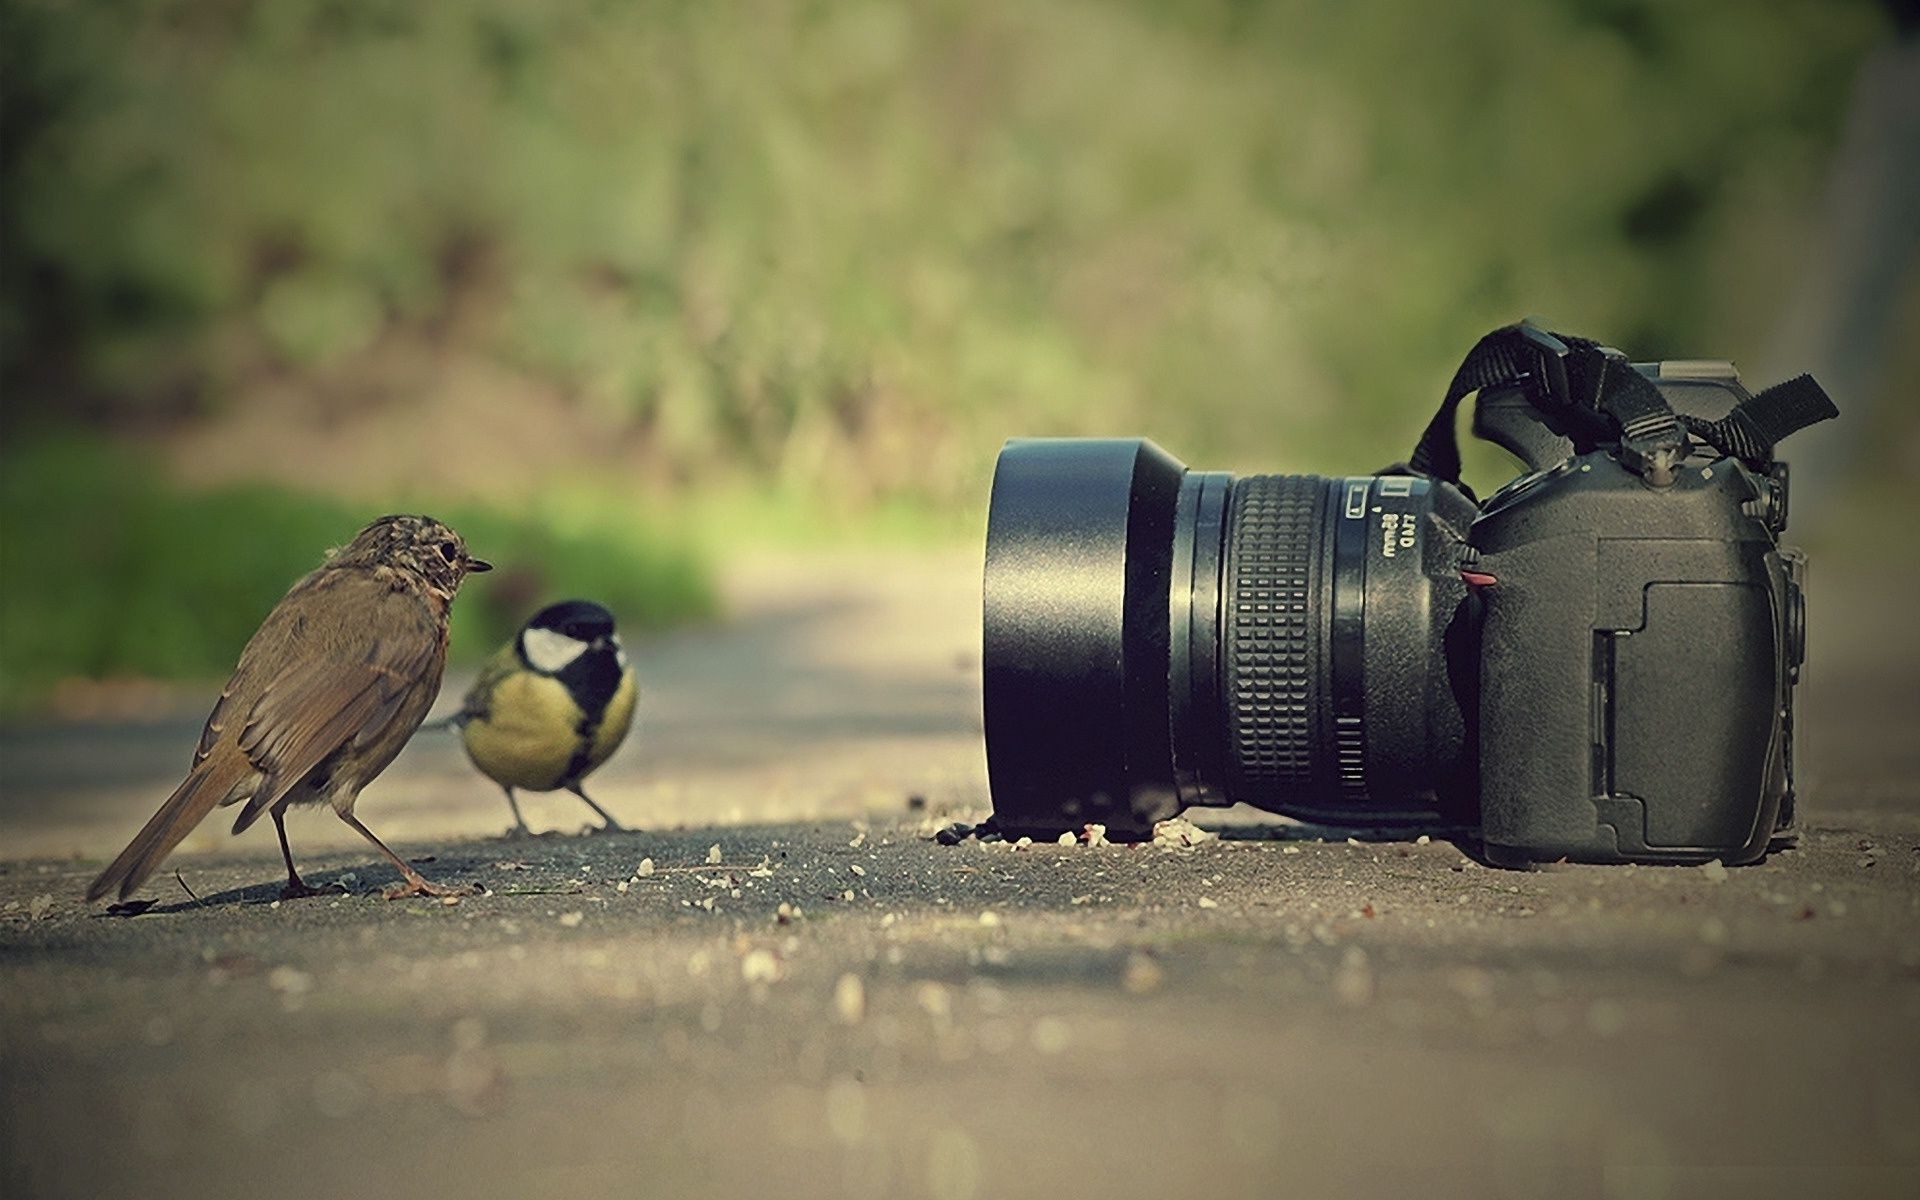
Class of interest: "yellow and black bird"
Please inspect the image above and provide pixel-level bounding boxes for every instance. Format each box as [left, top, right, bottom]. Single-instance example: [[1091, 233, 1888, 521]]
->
[[86, 514, 491, 903], [448, 600, 638, 835]]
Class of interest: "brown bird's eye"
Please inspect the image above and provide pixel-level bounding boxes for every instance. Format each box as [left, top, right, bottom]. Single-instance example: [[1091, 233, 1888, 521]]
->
[[439, 541, 459, 563]]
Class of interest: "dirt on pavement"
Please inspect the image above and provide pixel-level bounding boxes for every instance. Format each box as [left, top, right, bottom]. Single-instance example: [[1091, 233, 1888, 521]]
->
[[2, 548, 1916, 1199]]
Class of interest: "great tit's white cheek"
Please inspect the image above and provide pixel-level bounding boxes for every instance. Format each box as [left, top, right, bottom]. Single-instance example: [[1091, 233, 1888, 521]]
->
[[522, 626, 588, 674]]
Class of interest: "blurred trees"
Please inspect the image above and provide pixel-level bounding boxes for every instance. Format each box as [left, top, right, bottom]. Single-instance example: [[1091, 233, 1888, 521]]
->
[[0, 0, 1889, 496]]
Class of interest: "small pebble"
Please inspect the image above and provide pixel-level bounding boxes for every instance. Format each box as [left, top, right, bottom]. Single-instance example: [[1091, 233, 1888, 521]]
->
[[706, 845, 723, 865], [636, 858, 655, 877], [935, 823, 972, 846]]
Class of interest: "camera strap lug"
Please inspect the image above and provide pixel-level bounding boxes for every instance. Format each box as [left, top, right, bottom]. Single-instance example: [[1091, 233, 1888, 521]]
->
[[1404, 320, 1833, 494], [1408, 321, 1690, 493]]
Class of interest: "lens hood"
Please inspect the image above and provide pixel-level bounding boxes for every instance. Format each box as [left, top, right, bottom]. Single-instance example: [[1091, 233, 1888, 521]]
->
[[983, 439, 1189, 836]]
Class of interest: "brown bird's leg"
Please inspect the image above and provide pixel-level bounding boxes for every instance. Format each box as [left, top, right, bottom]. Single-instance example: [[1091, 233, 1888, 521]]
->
[[500, 785, 534, 837], [274, 809, 342, 900], [566, 782, 629, 833], [337, 810, 474, 899]]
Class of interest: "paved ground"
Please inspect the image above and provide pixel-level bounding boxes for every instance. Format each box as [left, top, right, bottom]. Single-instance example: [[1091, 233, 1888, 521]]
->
[[2, 548, 1917, 1199]]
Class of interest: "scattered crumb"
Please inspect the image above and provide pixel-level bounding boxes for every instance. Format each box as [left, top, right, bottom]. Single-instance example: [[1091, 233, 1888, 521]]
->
[[1333, 947, 1374, 1007], [1196, 896, 1219, 910], [557, 911, 585, 928], [636, 858, 655, 877], [740, 948, 780, 984], [266, 966, 313, 995], [706, 845, 723, 865], [1029, 1016, 1071, 1055], [1700, 859, 1729, 883], [834, 973, 866, 1024], [1152, 818, 1217, 848], [1123, 953, 1164, 995]]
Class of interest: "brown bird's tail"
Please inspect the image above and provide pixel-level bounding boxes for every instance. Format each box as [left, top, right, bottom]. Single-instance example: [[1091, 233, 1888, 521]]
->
[[86, 756, 249, 902]]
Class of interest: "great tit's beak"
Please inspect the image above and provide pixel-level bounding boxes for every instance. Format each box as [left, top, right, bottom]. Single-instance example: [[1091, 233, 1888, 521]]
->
[[466, 556, 493, 573]]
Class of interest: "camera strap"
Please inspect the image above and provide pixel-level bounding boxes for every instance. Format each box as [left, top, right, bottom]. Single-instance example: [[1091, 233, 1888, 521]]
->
[[1407, 322, 1836, 499], [1676, 374, 1838, 470]]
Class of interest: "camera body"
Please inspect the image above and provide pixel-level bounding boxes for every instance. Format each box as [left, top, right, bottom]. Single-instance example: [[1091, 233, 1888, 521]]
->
[[981, 325, 1833, 866], [1467, 388, 1802, 865]]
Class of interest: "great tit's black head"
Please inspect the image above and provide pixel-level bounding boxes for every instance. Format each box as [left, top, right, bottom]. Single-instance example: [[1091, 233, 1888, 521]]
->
[[518, 599, 623, 674], [332, 514, 492, 593]]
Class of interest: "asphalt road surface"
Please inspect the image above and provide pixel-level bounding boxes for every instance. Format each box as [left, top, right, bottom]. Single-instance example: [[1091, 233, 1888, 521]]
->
[[3, 549, 1916, 1199]]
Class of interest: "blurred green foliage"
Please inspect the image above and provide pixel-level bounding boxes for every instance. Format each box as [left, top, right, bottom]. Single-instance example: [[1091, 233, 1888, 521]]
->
[[0, 0, 1892, 701], [0, 436, 712, 711], [1, 0, 1885, 481]]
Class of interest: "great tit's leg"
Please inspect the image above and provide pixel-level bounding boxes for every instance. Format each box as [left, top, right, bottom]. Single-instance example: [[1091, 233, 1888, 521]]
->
[[274, 808, 342, 900], [567, 782, 629, 833], [501, 785, 534, 837], [337, 810, 476, 899]]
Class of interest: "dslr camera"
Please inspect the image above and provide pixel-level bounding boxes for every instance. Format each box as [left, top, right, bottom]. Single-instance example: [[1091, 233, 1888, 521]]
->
[[982, 323, 1836, 866]]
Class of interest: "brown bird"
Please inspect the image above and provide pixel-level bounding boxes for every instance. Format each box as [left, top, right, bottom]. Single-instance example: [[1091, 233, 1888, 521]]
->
[[86, 514, 491, 903]]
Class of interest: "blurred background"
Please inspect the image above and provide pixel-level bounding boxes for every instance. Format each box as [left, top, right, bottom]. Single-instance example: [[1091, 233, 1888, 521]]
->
[[2, 0, 1916, 714]]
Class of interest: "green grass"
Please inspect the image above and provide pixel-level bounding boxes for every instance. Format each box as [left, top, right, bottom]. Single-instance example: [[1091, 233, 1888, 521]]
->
[[0, 435, 714, 712]]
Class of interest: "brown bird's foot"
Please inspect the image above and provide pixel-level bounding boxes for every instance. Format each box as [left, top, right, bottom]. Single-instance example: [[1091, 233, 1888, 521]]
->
[[494, 826, 557, 841], [381, 875, 480, 901], [279, 879, 347, 901], [335, 810, 479, 901]]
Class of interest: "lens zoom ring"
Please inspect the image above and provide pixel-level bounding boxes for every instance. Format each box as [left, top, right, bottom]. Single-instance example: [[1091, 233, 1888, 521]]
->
[[1223, 475, 1323, 802]]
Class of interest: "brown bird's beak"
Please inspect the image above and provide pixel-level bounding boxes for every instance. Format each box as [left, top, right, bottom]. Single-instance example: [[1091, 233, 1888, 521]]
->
[[466, 557, 493, 573]]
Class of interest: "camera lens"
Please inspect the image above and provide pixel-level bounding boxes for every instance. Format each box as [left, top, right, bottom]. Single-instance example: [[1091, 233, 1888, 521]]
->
[[983, 439, 1476, 838]]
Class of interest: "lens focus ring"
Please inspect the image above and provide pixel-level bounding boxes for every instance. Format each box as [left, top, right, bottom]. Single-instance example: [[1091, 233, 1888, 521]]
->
[[1223, 475, 1325, 803]]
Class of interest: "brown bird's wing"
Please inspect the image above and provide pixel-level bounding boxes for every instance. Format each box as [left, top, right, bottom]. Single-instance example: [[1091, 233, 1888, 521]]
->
[[225, 628, 441, 834], [86, 571, 444, 902]]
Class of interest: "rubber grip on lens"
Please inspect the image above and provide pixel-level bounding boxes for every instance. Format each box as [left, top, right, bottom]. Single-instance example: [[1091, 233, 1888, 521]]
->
[[1223, 475, 1324, 804]]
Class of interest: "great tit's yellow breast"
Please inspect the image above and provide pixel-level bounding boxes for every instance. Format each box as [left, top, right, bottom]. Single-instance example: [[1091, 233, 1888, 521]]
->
[[461, 670, 583, 790]]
